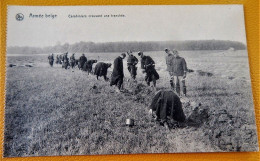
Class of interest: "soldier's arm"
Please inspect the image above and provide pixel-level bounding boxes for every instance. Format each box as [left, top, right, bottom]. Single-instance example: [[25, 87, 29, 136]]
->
[[140, 59, 145, 69], [182, 58, 188, 76], [135, 56, 139, 64], [149, 57, 155, 66]]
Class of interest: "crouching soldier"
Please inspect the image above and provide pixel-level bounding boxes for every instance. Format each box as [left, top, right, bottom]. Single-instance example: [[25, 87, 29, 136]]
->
[[94, 62, 112, 81], [138, 51, 159, 88], [110, 53, 126, 92], [149, 89, 186, 129], [83, 59, 98, 74], [48, 53, 54, 67], [127, 50, 138, 80]]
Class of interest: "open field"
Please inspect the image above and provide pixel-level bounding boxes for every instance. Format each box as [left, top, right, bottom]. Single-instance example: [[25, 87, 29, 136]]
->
[[4, 50, 258, 157]]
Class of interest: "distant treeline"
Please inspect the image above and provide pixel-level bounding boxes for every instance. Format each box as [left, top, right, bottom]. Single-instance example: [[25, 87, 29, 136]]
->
[[7, 40, 246, 54]]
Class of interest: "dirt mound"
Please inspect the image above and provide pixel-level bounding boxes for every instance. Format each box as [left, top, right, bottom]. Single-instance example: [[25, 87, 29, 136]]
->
[[8, 64, 16, 67], [205, 109, 257, 151], [25, 64, 33, 67], [186, 104, 209, 127], [123, 83, 156, 106], [228, 76, 235, 80], [196, 70, 213, 77]]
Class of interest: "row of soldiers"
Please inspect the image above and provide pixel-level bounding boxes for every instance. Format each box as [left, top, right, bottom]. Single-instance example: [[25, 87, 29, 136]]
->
[[48, 49, 188, 96], [48, 52, 96, 73]]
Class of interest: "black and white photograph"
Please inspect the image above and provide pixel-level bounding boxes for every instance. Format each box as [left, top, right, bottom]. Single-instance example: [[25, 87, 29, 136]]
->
[[4, 5, 259, 157]]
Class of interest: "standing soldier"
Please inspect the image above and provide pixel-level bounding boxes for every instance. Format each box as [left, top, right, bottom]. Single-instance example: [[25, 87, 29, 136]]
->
[[48, 53, 54, 67], [56, 55, 59, 64], [164, 48, 187, 96], [59, 54, 63, 64], [62, 52, 69, 69], [138, 51, 159, 88], [79, 53, 87, 70], [127, 50, 139, 80], [110, 53, 126, 92], [70, 53, 76, 69]]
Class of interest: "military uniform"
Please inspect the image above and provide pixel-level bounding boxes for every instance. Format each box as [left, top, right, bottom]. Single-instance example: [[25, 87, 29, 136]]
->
[[48, 54, 54, 67], [83, 60, 97, 74], [79, 55, 87, 70], [94, 62, 111, 81], [166, 54, 187, 96], [70, 54, 76, 68], [110, 56, 124, 90], [149, 89, 186, 125], [62, 54, 69, 69], [127, 55, 138, 79], [140, 55, 159, 87]]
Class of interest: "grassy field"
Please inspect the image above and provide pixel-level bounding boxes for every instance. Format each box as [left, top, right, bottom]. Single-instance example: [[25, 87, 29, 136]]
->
[[4, 50, 258, 157]]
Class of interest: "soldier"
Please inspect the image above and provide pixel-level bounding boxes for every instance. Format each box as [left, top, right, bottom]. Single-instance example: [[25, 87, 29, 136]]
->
[[110, 53, 126, 92], [164, 48, 188, 96], [149, 89, 186, 129], [127, 50, 139, 80], [83, 59, 98, 75], [79, 53, 87, 70], [59, 55, 63, 64], [62, 52, 69, 69], [70, 53, 76, 69], [138, 51, 159, 88], [48, 53, 54, 67], [94, 62, 112, 81], [56, 55, 59, 64]]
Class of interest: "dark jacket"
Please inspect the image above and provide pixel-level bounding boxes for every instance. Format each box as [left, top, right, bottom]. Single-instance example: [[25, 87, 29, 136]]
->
[[48, 55, 54, 61], [140, 56, 155, 70], [79, 55, 87, 68], [70, 55, 75, 62], [83, 60, 97, 71], [149, 90, 186, 122], [141, 56, 159, 80], [166, 55, 187, 76], [94, 62, 111, 76], [62, 55, 69, 63], [111, 56, 124, 78], [127, 55, 138, 66]]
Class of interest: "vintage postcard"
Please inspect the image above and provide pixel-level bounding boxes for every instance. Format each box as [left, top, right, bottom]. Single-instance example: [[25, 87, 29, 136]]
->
[[4, 5, 258, 157]]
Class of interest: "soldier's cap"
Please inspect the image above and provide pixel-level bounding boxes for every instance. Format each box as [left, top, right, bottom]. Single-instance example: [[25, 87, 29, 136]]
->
[[172, 49, 178, 53], [137, 51, 143, 56], [164, 48, 169, 52]]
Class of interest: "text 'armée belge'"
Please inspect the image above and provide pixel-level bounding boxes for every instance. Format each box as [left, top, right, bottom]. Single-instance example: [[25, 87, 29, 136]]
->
[[29, 13, 57, 19]]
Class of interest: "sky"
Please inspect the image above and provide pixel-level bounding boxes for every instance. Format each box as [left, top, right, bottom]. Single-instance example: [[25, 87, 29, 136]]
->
[[7, 5, 247, 47]]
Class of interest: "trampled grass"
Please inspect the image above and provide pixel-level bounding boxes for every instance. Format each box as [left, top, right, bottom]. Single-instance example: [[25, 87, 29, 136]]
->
[[4, 50, 258, 157]]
